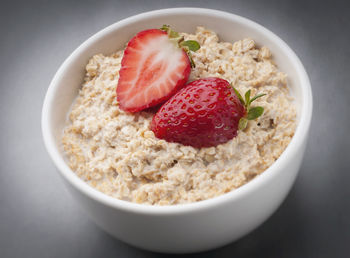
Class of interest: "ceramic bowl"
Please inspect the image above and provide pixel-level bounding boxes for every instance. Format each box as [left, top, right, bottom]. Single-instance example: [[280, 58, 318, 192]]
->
[[42, 8, 312, 253]]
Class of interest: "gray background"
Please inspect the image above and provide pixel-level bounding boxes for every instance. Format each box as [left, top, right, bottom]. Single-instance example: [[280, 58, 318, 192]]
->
[[1, 0, 349, 257]]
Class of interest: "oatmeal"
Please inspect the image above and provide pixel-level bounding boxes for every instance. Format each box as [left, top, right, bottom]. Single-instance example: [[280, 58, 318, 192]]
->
[[62, 27, 296, 205]]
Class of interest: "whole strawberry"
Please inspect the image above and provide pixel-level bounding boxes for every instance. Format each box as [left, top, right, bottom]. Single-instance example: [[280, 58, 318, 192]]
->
[[150, 77, 265, 148]]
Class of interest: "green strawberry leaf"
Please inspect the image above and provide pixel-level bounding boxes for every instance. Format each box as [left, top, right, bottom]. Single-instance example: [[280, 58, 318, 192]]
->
[[245, 90, 251, 108], [180, 40, 200, 52], [160, 24, 170, 32], [249, 93, 266, 104], [169, 29, 180, 39], [161, 24, 182, 41], [247, 106, 264, 120], [238, 117, 248, 130], [232, 86, 245, 105]]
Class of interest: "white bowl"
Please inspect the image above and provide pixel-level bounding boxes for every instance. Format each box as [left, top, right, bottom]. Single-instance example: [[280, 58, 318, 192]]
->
[[42, 8, 312, 253]]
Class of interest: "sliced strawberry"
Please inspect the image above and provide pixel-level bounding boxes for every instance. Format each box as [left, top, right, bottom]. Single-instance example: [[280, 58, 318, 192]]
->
[[117, 28, 192, 112]]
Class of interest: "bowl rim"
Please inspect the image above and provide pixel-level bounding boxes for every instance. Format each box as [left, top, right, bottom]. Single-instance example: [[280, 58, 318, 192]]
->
[[41, 7, 313, 215]]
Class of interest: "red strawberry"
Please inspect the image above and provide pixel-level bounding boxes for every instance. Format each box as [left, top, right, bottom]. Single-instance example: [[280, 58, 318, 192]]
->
[[150, 77, 265, 148], [117, 26, 200, 112]]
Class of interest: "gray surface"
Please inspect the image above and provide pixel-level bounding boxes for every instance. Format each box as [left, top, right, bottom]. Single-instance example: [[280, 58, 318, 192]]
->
[[0, 0, 349, 257]]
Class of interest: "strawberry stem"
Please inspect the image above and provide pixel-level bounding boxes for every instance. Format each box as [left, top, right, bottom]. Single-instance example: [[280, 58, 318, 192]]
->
[[160, 25, 200, 68], [231, 85, 266, 130]]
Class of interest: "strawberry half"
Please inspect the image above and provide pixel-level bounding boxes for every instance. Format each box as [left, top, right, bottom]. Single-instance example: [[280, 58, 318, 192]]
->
[[151, 77, 266, 148], [117, 26, 200, 112]]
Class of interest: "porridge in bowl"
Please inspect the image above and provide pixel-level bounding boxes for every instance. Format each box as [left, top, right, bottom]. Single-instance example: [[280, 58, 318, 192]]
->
[[62, 26, 296, 205]]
